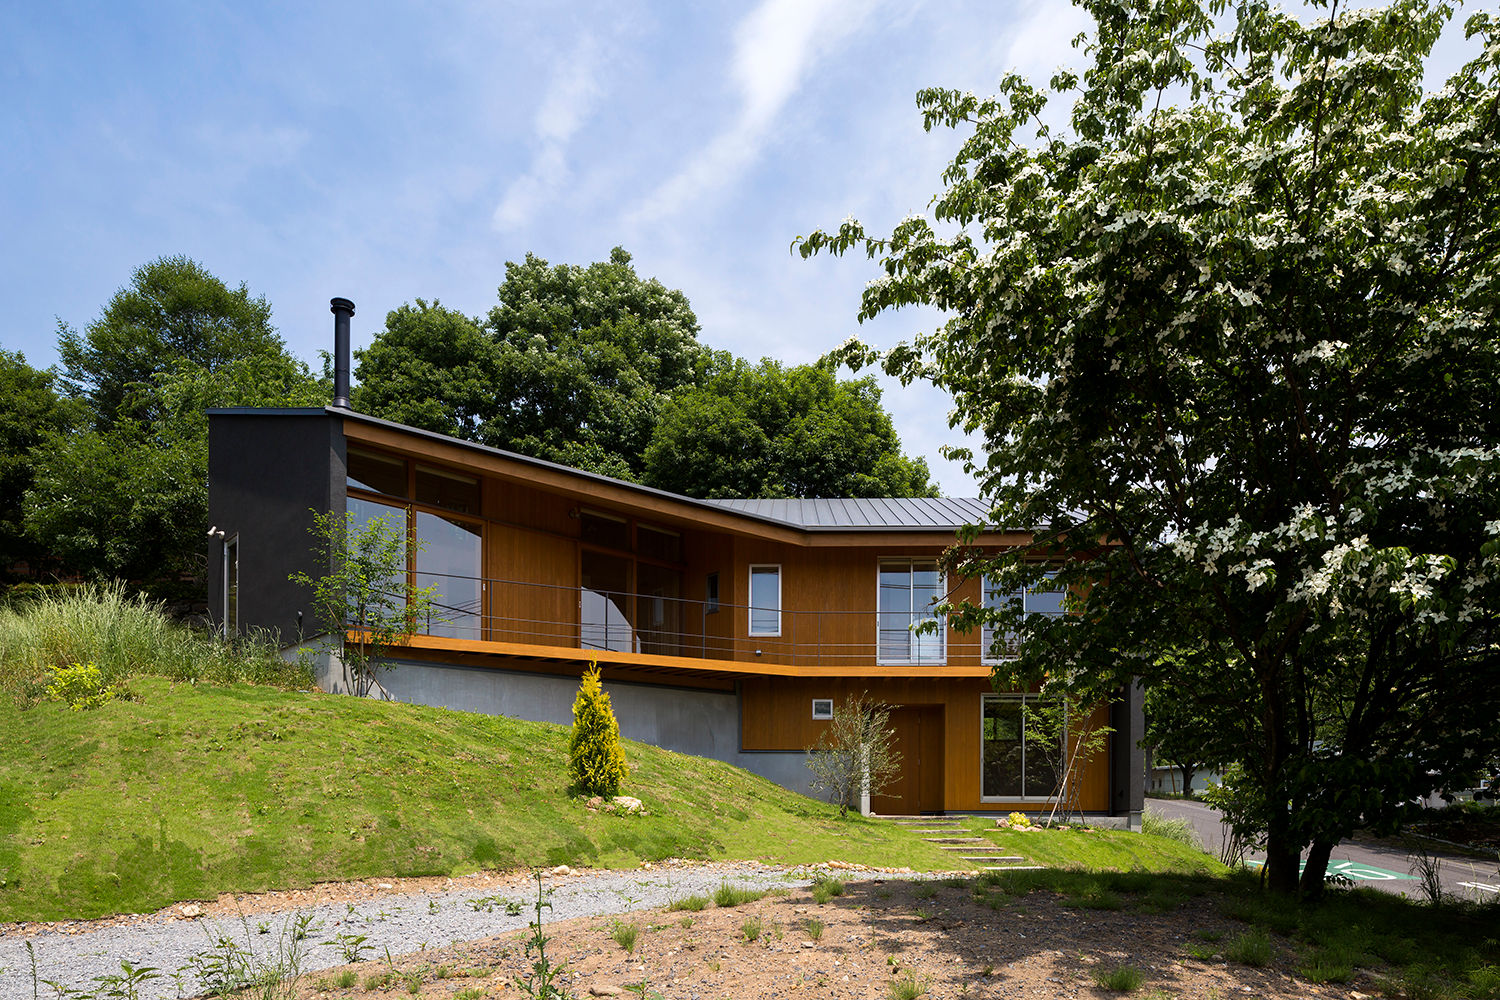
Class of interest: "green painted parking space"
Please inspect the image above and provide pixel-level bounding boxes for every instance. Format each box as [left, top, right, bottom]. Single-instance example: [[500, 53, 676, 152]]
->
[[1247, 859, 1414, 881]]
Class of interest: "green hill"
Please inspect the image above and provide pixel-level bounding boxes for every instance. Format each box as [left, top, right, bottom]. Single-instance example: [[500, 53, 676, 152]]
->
[[0, 676, 964, 921]]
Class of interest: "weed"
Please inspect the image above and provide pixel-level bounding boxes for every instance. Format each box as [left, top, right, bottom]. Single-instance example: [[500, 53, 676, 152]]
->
[[1094, 966, 1144, 992], [329, 933, 370, 964], [402, 969, 424, 994], [667, 895, 707, 912], [1297, 947, 1355, 984], [912, 884, 938, 900], [810, 876, 845, 905], [1140, 808, 1202, 850], [89, 961, 160, 1000], [913, 907, 934, 922], [1065, 888, 1123, 910], [333, 970, 357, 989], [434, 964, 454, 980], [805, 917, 825, 941], [454, 991, 485, 1000], [741, 915, 763, 942], [876, 889, 893, 900], [713, 883, 765, 907], [611, 920, 640, 954], [887, 971, 928, 999], [1193, 929, 1223, 942], [514, 871, 569, 999], [677, 916, 694, 929], [1225, 929, 1272, 967], [1184, 943, 1217, 961], [362, 972, 392, 991]]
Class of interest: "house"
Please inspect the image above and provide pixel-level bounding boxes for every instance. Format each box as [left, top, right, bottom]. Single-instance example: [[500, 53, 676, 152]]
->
[[205, 301, 1144, 822]]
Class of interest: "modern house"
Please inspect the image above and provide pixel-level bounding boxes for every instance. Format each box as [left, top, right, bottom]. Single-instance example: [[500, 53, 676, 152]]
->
[[206, 301, 1144, 822]]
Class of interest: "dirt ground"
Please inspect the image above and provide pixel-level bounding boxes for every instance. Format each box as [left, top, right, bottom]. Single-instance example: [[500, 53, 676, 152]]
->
[[302, 876, 1345, 1000]]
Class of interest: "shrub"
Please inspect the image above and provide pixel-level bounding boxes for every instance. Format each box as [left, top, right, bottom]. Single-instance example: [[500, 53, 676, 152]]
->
[[567, 662, 628, 797], [805, 693, 901, 817], [1141, 807, 1203, 851], [46, 661, 122, 710]]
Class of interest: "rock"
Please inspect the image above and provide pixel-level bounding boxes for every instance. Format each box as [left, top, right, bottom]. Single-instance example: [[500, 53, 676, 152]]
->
[[377, 882, 393, 889], [179, 904, 202, 918], [588, 796, 604, 808], [552, 865, 572, 876], [613, 795, 644, 813], [801, 941, 816, 948], [588, 986, 623, 997]]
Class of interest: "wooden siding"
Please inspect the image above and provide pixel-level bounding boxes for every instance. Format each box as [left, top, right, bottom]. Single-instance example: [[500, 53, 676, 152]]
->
[[741, 677, 1111, 813]]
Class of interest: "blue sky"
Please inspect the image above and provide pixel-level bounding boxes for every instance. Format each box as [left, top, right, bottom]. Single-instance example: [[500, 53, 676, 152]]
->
[[0, 2, 1477, 495]]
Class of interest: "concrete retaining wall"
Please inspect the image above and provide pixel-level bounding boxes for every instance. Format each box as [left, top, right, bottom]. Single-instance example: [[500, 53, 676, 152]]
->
[[311, 651, 819, 800]]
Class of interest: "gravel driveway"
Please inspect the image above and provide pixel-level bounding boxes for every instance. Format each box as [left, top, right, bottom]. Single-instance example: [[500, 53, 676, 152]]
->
[[0, 863, 873, 1000]]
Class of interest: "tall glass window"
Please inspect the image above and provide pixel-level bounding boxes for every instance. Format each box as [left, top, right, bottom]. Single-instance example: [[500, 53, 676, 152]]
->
[[982, 695, 1062, 799], [223, 537, 239, 636], [347, 497, 410, 622], [415, 510, 482, 639], [749, 565, 780, 636], [982, 571, 1065, 663], [878, 559, 945, 664]]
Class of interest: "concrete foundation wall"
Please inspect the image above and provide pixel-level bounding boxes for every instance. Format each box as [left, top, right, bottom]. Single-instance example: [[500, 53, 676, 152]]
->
[[312, 653, 819, 800]]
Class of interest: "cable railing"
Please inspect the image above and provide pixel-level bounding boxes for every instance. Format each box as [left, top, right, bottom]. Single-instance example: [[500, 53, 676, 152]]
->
[[356, 571, 1059, 669]]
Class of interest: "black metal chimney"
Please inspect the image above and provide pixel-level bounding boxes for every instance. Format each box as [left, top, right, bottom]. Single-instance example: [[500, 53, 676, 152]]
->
[[329, 297, 355, 409]]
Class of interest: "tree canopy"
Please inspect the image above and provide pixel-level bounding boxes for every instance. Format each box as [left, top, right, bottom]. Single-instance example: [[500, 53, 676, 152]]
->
[[357, 248, 936, 497], [58, 255, 287, 429], [26, 260, 323, 588], [0, 352, 82, 576], [800, 0, 1500, 896], [643, 358, 936, 499]]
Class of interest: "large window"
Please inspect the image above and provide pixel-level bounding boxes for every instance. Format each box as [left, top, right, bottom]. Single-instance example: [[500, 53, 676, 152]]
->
[[347, 451, 484, 641], [981, 571, 1065, 664], [749, 565, 781, 636], [579, 510, 686, 655], [878, 559, 945, 664], [982, 695, 1062, 800]]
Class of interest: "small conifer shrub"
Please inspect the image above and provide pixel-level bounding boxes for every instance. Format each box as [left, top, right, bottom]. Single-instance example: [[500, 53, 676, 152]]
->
[[568, 661, 628, 797]]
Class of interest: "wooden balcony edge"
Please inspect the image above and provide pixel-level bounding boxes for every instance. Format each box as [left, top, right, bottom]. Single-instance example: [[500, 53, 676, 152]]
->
[[360, 632, 996, 679]]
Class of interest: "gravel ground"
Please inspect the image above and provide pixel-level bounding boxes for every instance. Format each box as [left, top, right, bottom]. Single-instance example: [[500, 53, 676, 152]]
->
[[0, 863, 934, 1000]]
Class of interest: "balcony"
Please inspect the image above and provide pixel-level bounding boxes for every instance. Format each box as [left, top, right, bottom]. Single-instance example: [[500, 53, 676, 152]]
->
[[366, 572, 1023, 677]]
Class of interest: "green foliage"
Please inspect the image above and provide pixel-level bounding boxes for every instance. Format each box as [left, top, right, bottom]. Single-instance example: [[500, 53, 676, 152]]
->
[[1140, 807, 1203, 852], [45, 661, 122, 711], [30, 257, 323, 586], [567, 664, 628, 797], [289, 509, 439, 698], [1225, 929, 1273, 967], [610, 919, 639, 953], [1093, 966, 1144, 992], [712, 883, 766, 907], [798, 0, 1500, 896], [643, 358, 935, 499], [739, 915, 762, 942], [0, 352, 81, 577], [667, 894, 708, 912], [0, 582, 308, 701], [805, 693, 902, 817], [887, 971, 928, 999]]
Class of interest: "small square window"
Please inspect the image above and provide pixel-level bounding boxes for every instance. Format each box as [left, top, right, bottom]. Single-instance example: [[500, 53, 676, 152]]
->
[[811, 698, 833, 720]]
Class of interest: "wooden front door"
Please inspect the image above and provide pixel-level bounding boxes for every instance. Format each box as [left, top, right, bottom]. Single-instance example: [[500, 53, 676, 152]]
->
[[871, 706, 945, 815]]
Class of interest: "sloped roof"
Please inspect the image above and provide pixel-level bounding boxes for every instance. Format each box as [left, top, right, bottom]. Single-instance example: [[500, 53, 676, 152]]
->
[[702, 497, 992, 530]]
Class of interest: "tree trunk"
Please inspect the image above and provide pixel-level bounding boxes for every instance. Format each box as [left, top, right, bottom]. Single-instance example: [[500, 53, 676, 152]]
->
[[1263, 811, 1302, 895], [1300, 840, 1333, 899], [1180, 762, 1195, 798]]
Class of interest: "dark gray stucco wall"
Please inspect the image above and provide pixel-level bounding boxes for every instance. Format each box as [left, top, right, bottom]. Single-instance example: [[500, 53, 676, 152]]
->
[[1109, 680, 1147, 825], [208, 410, 346, 643], [312, 655, 818, 799]]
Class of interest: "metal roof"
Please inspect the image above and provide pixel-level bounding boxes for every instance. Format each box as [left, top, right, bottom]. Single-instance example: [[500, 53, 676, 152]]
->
[[702, 497, 993, 530]]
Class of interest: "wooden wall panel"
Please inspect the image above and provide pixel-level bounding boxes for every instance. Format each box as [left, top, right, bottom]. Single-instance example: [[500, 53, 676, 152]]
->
[[742, 676, 1115, 814], [487, 526, 576, 646]]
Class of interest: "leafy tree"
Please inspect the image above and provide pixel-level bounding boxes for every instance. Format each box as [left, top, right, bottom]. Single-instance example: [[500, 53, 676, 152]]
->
[[0, 352, 82, 577], [568, 661, 629, 797], [799, 0, 1500, 896], [28, 262, 323, 587], [58, 255, 285, 429], [643, 359, 937, 498], [356, 248, 707, 481], [289, 509, 439, 699], [1023, 697, 1112, 825], [805, 693, 902, 817]]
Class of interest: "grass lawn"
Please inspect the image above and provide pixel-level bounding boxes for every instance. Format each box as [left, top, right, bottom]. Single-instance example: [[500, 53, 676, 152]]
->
[[968, 818, 1225, 874], [0, 676, 969, 922]]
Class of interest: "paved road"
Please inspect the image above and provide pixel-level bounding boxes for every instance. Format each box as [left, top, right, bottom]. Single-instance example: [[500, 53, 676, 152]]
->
[[1149, 798, 1500, 900]]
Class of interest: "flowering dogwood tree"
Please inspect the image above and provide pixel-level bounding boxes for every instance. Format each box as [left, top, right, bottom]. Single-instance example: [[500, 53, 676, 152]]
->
[[800, 0, 1500, 896]]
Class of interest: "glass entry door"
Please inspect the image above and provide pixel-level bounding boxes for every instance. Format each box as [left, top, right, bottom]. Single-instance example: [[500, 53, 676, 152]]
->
[[581, 550, 634, 652]]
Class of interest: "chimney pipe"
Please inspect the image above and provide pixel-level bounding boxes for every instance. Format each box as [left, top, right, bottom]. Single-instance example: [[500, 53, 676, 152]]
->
[[329, 297, 355, 409]]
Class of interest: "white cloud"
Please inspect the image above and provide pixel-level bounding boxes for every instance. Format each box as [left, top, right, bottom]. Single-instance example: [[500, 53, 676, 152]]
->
[[624, 0, 881, 227], [492, 34, 604, 232]]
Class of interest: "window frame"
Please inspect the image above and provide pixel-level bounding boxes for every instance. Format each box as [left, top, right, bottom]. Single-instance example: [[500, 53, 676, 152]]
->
[[811, 698, 833, 720], [876, 557, 947, 666], [980, 569, 1065, 666], [222, 534, 239, 637], [979, 693, 1067, 803], [747, 564, 781, 637]]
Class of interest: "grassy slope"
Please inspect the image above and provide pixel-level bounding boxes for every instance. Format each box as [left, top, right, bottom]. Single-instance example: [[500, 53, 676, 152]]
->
[[0, 677, 968, 921]]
